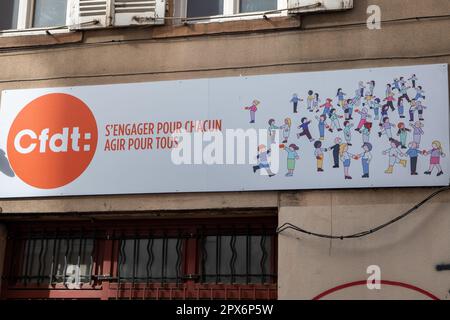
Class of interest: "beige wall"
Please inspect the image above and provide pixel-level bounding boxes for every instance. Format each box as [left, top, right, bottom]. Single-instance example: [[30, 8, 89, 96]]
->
[[0, 0, 449, 299], [278, 189, 450, 300]]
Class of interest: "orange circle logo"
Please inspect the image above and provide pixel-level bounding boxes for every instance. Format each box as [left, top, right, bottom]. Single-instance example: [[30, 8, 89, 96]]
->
[[7, 93, 98, 189]]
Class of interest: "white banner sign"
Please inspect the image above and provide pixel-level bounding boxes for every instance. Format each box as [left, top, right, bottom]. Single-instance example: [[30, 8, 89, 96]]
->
[[0, 64, 448, 198]]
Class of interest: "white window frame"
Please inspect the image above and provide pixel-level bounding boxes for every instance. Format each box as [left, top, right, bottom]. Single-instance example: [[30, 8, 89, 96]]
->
[[175, 0, 288, 24], [0, 0, 72, 37]]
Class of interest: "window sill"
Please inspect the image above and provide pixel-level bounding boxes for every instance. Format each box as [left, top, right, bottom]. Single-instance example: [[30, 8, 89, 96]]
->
[[151, 15, 301, 39], [0, 16, 301, 49], [0, 28, 83, 49]]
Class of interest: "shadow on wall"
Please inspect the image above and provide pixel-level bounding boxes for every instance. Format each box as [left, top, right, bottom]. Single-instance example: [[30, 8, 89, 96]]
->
[[0, 149, 15, 177]]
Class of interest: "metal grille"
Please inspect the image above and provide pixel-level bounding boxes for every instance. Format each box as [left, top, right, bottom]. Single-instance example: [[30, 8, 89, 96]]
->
[[2, 218, 277, 300], [5, 229, 98, 288], [117, 236, 183, 284], [114, 228, 275, 285], [200, 234, 275, 284]]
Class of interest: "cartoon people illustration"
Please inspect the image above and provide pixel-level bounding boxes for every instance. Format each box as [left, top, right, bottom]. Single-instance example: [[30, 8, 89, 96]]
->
[[343, 99, 354, 120], [371, 98, 381, 121], [315, 114, 332, 141], [380, 103, 390, 120], [358, 81, 366, 97], [244, 100, 260, 123], [416, 100, 426, 121], [366, 80, 376, 97], [386, 83, 393, 97], [336, 88, 347, 107], [356, 142, 373, 178], [364, 93, 374, 111], [399, 76, 407, 86], [306, 90, 315, 111], [406, 141, 421, 175], [352, 90, 362, 108], [241, 73, 440, 182], [280, 118, 292, 144], [398, 82, 411, 107], [383, 91, 396, 112], [361, 122, 372, 144], [343, 121, 354, 146], [290, 94, 303, 113], [314, 141, 327, 172], [253, 144, 275, 177], [328, 137, 342, 169], [355, 107, 371, 132], [319, 98, 333, 116], [312, 93, 321, 113], [408, 74, 418, 88], [396, 122, 411, 149], [297, 117, 314, 142], [329, 108, 343, 132], [378, 117, 396, 140], [281, 143, 300, 177], [339, 144, 355, 180], [410, 121, 424, 147], [268, 119, 280, 145], [382, 138, 407, 174], [397, 98, 406, 119], [414, 86, 425, 100], [392, 78, 401, 92], [423, 141, 446, 177], [408, 99, 417, 122]]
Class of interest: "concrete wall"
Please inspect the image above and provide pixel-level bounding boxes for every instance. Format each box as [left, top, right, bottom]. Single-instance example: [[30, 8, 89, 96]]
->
[[278, 189, 450, 300], [0, 0, 449, 299], [0, 0, 449, 214]]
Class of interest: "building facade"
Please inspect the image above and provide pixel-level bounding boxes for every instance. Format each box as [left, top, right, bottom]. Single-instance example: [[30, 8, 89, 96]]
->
[[0, 0, 449, 300]]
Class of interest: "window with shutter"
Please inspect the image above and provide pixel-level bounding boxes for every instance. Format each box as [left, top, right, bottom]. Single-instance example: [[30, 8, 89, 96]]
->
[[288, 0, 353, 13], [114, 0, 166, 26], [69, 0, 165, 29]]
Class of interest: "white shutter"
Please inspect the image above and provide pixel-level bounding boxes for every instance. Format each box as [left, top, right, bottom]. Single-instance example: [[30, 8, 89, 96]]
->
[[288, 0, 353, 13], [113, 0, 166, 26], [68, 0, 113, 29]]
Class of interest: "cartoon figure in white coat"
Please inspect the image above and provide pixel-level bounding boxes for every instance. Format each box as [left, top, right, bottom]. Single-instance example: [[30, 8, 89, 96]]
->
[[280, 118, 292, 144], [382, 138, 407, 174]]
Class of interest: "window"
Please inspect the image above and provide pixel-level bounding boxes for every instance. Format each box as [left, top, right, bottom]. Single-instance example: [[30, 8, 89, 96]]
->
[[187, 0, 224, 18], [33, 0, 68, 28], [2, 218, 277, 300], [0, 0, 20, 30], [18, 237, 94, 288], [0, 0, 70, 32], [118, 238, 182, 283], [240, 0, 277, 13], [0, 0, 167, 32], [182, 0, 287, 20], [201, 235, 272, 284]]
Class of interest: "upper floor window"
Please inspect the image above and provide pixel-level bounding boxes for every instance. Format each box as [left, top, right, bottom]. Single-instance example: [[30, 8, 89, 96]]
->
[[33, 0, 68, 28], [187, 0, 224, 18], [0, 0, 70, 31], [0, 0, 20, 30], [1, 0, 167, 32], [183, 0, 286, 19], [239, 0, 277, 14]]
